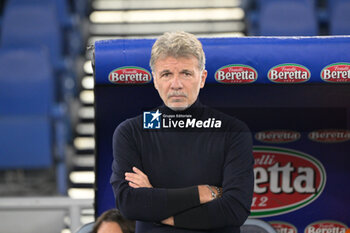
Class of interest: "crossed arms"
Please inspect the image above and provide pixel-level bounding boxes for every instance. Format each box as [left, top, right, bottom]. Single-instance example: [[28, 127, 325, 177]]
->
[[125, 166, 222, 226], [110, 120, 254, 230]]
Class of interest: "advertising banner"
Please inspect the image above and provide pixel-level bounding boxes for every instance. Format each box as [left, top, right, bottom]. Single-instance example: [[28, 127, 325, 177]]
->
[[94, 37, 350, 232]]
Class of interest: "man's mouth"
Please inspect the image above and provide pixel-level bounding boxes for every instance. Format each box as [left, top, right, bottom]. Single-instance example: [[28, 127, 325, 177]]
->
[[168, 93, 187, 99], [170, 95, 185, 98]]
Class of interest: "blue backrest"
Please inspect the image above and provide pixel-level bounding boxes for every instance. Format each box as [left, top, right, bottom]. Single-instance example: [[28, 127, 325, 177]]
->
[[327, 0, 348, 11], [0, 47, 55, 169], [0, 48, 55, 116], [0, 116, 52, 169], [328, 0, 350, 35], [0, 48, 56, 170], [95, 37, 350, 84], [259, 1, 318, 36], [5, 0, 73, 29], [0, 3, 63, 69]]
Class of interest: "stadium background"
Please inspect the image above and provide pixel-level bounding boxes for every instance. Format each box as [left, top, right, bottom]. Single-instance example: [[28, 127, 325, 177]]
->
[[0, 0, 349, 232]]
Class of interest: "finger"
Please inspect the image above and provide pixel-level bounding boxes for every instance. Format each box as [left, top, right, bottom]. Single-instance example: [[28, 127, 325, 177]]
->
[[125, 172, 139, 178], [125, 172, 145, 181], [132, 167, 147, 177], [132, 167, 145, 175], [125, 175, 136, 183], [125, 170, 152, 188], [128, 182, 140, 188], [125, 174, 143, 185]]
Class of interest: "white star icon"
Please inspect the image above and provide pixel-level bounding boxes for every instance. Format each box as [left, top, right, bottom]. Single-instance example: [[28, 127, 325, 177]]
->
[[150, 110, 161, 122]]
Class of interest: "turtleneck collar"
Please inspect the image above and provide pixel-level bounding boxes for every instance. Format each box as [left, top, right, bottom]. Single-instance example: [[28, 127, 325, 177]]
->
[[159, 98, 204, 116]]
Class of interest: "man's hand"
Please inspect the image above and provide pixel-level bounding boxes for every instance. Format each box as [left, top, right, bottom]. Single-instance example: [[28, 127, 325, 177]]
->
[[125, 167, 153, 188], [161, 216, 174, 226]]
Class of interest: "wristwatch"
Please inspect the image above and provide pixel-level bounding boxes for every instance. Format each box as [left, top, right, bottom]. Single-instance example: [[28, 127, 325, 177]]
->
[[214, 186, 222, 198], [206, 185, 217, 199]]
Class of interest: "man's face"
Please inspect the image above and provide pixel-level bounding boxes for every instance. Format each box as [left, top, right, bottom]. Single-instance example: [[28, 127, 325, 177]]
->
[[153, 56, 207, 111]]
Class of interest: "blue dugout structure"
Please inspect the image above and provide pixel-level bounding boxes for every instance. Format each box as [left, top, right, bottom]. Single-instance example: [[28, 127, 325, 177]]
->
[[94, 36, 350, 231]]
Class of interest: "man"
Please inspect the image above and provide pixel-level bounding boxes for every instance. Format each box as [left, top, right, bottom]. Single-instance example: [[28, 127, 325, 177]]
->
[[92, 209, 135, 233], [110, 31, 254, 233]]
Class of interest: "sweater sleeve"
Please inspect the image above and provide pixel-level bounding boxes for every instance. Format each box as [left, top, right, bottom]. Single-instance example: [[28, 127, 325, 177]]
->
[[110, 120, 201, 222], [173, 123, 254, 229]]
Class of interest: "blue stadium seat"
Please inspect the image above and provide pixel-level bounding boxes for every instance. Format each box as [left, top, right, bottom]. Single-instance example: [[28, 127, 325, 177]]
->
[[1, 2, 77, 101], [1, 3, 64, 70], [6, 0, 71, 28], [258, 0, 318, 36], [0, 48, 55, 115], [0, 117, 52, 169], [329, 0, 350, 35], [0, 48, 68, 194], [5, 0, 83, 56]]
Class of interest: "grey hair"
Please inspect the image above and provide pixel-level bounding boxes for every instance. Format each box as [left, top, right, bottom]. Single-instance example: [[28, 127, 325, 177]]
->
[[150, 31, 206, 72]]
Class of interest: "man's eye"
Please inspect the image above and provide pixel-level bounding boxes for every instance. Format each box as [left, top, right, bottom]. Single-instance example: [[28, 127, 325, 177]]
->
[[184, 72, 192, 77], [161, 73, 171, 78]]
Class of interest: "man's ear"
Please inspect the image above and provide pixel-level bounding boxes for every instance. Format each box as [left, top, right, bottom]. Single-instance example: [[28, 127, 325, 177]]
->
[[153, 72, 158, 90], [200, 70, 208, 88]]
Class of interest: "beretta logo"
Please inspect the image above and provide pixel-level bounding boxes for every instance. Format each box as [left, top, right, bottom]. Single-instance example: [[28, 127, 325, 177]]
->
[[304, 220, 348, 233], [308, 129, 350, 143], [268, 63, 311, 84], [255, 130, 301, 144], [109, 66, 152, 84], [215, 64, 258, 84], [321, 62, 350, 83], [269, 221, 298, 233], [251, 146, 326, 218]]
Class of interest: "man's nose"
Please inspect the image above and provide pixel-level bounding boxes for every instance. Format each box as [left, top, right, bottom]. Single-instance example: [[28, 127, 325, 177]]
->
[[170, 75, 183, 89]]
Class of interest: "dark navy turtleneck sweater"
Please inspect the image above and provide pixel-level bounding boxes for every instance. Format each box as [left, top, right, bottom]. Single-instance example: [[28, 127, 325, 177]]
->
[[110, 99, 254, 233]]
